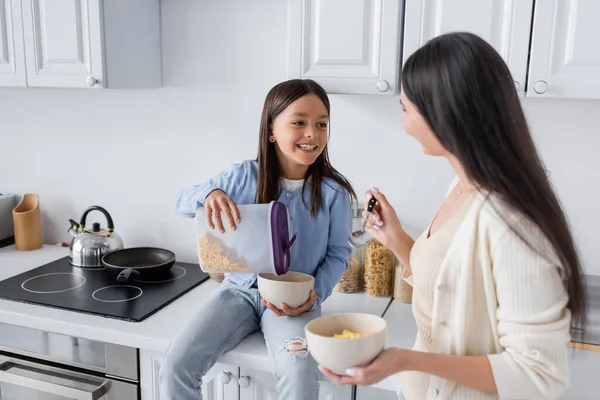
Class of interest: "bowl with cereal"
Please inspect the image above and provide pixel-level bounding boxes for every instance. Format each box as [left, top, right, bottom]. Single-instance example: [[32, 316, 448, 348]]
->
[[258, 271, 314, 309], [305, 313, 387, 375]]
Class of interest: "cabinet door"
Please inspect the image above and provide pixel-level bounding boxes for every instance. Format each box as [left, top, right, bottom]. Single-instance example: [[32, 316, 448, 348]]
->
[[139, 350, 239, 400], [202, 363, 240, 400], [528, 0, 600, 99], [402, 0, 533, 95], [319, 381, 353, 400], [21, 0, 104, 88], [238, 369, 278, 400], [356, 386, 399, 400], [0, 0, 26, 86], [287, 0, 402, 95], [238, 368, 353, 400]]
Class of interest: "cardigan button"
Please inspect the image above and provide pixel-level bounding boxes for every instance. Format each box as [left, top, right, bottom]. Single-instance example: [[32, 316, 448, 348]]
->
[[432, 388, 439, 396], [436, 283, 444, 290]]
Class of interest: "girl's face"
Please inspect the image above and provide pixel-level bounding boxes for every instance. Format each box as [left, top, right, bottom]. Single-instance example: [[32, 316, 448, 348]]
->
[[270, 93, 329, 179], [400, 90, 448, 157]]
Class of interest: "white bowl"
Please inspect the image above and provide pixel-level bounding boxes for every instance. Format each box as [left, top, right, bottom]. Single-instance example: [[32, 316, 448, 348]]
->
[[258, 272, 314, 309], [305, 313, 387, 375]]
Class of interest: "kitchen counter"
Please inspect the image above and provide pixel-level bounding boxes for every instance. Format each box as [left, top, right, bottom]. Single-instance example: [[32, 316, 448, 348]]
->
[[0, 245, 393, 377]]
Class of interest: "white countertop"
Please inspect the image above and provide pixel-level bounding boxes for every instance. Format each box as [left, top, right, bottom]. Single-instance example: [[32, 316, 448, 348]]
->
[[0, 245, 394, 386]]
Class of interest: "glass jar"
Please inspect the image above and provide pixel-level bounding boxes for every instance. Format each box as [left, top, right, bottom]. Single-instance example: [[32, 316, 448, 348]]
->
[[334, 204, 364, 293], [364, 238, 394, 297], [393, 263, 413, 303]]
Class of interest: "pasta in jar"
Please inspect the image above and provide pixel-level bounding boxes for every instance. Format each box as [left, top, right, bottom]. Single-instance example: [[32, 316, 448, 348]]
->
[[364, 238, 394, 297], [198, 232, 253, 273]]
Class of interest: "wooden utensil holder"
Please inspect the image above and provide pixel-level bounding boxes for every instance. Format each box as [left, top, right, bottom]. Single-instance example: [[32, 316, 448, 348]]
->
[[13, 193, 43, 251]]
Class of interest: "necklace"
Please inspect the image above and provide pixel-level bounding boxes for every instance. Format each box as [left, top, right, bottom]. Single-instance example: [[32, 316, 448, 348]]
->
[[456, 182, 477, 195]]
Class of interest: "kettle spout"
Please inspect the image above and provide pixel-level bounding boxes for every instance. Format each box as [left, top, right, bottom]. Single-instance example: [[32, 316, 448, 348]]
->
[[68, 219, 80, 237]]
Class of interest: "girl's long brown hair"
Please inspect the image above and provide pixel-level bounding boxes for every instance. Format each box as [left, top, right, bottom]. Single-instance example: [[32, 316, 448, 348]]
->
[[256, 79, 356, 216], [402, 32, 586, 336]]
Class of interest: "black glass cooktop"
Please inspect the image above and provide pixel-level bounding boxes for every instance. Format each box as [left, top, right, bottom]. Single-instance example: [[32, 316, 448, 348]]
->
[[0, 256, 209, 322]]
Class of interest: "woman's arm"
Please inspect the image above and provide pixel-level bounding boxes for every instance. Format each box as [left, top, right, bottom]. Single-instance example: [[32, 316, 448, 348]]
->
[[320, 348, 498, 394]]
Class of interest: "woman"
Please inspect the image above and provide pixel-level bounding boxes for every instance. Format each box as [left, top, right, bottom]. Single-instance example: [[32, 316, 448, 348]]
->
[[320, 32, 586, 399]]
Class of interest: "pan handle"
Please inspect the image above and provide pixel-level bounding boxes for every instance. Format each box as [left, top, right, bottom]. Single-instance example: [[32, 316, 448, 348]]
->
[[116, 268, 140, 283]]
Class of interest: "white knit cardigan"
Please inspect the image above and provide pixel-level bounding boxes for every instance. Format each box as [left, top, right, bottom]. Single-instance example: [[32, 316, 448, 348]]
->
[[403, 178, 571, 399]]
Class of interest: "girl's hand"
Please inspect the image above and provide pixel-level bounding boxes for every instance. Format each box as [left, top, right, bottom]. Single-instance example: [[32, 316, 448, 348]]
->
[[205, 190, 241, 234], [262, 289, 317, 317], [363, 188, 405, 252], [319, 347, 407, 386]]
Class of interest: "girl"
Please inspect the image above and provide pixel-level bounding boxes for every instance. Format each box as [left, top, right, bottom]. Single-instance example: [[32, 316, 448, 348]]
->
[[159, 79, 356, 400], [320, 32, 586, 400]]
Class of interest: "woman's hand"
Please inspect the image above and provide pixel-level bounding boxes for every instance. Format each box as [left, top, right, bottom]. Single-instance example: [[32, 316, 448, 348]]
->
[[262, 289, 317, 317], [319, 348, 408, 386], [363, 188, 405, 253], [205, 190, 241, 233]]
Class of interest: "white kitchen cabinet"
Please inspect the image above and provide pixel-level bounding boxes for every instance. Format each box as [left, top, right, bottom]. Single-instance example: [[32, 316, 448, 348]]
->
[[402, 0, 534, 95], [0, 0, 26, 86], [528, 0, 600, 99], [287, 0, 403, 95], [238, 367, 352, 400], [17, 0, 161, 89], [139, 350, 239, 400], [203, 364, 241, 400], [356, 386, 399, 400]]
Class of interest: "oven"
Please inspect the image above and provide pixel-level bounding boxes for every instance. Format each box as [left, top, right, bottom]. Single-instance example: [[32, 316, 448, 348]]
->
[[0, 322, 139, 399]]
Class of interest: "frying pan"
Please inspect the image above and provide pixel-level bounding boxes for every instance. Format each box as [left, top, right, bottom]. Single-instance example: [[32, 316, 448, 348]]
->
[[102, 247, 176, 283]]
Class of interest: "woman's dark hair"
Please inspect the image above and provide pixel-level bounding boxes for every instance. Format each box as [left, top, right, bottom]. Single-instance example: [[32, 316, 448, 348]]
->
[[402, 32, 586, 334], [256, 79, 356, 216]]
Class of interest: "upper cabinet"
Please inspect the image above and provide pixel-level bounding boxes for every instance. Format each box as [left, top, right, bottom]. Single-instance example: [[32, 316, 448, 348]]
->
[[0, 0, 26, 87], [528, 0, 600, 99], [402, 0, 534, 96], [287, 0, 403, 95], [1, 0, 161, 89]]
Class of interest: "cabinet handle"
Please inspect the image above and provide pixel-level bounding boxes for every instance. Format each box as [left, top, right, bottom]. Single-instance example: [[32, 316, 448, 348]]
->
[[86, 76, 99, 87], [238, 376, 251, 388], [513, 80, 520, 92], [218, 372, 231, 384], [533, 80, 548, 94], [376, 80, 390, 92]]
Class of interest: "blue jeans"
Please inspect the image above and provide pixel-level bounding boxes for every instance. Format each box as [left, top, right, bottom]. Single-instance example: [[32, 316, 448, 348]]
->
[[158, 282, 321, 400]]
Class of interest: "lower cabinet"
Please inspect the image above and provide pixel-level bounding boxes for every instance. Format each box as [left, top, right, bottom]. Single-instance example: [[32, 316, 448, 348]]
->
[[356, 386, 399, 400], [140, 350, 353, 400]]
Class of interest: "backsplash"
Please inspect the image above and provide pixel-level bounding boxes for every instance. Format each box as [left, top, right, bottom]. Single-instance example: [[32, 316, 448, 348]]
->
[[0, 0, 599, 275]]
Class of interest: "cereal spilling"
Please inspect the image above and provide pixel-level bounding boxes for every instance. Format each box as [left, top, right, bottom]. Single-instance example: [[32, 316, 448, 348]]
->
[[198, 233, 252, 273], [333, 329, 377, 339]]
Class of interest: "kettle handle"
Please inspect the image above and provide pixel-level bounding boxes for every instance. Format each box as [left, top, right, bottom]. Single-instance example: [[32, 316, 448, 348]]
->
[[79, 206, 115, 232]]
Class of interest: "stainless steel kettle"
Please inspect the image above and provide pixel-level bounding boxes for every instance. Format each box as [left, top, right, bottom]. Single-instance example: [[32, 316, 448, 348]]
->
[[68, 206, 124, 267]]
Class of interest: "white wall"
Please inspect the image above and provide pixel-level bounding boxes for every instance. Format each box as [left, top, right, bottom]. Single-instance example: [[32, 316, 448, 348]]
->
[[1, 0, 599, 275]]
